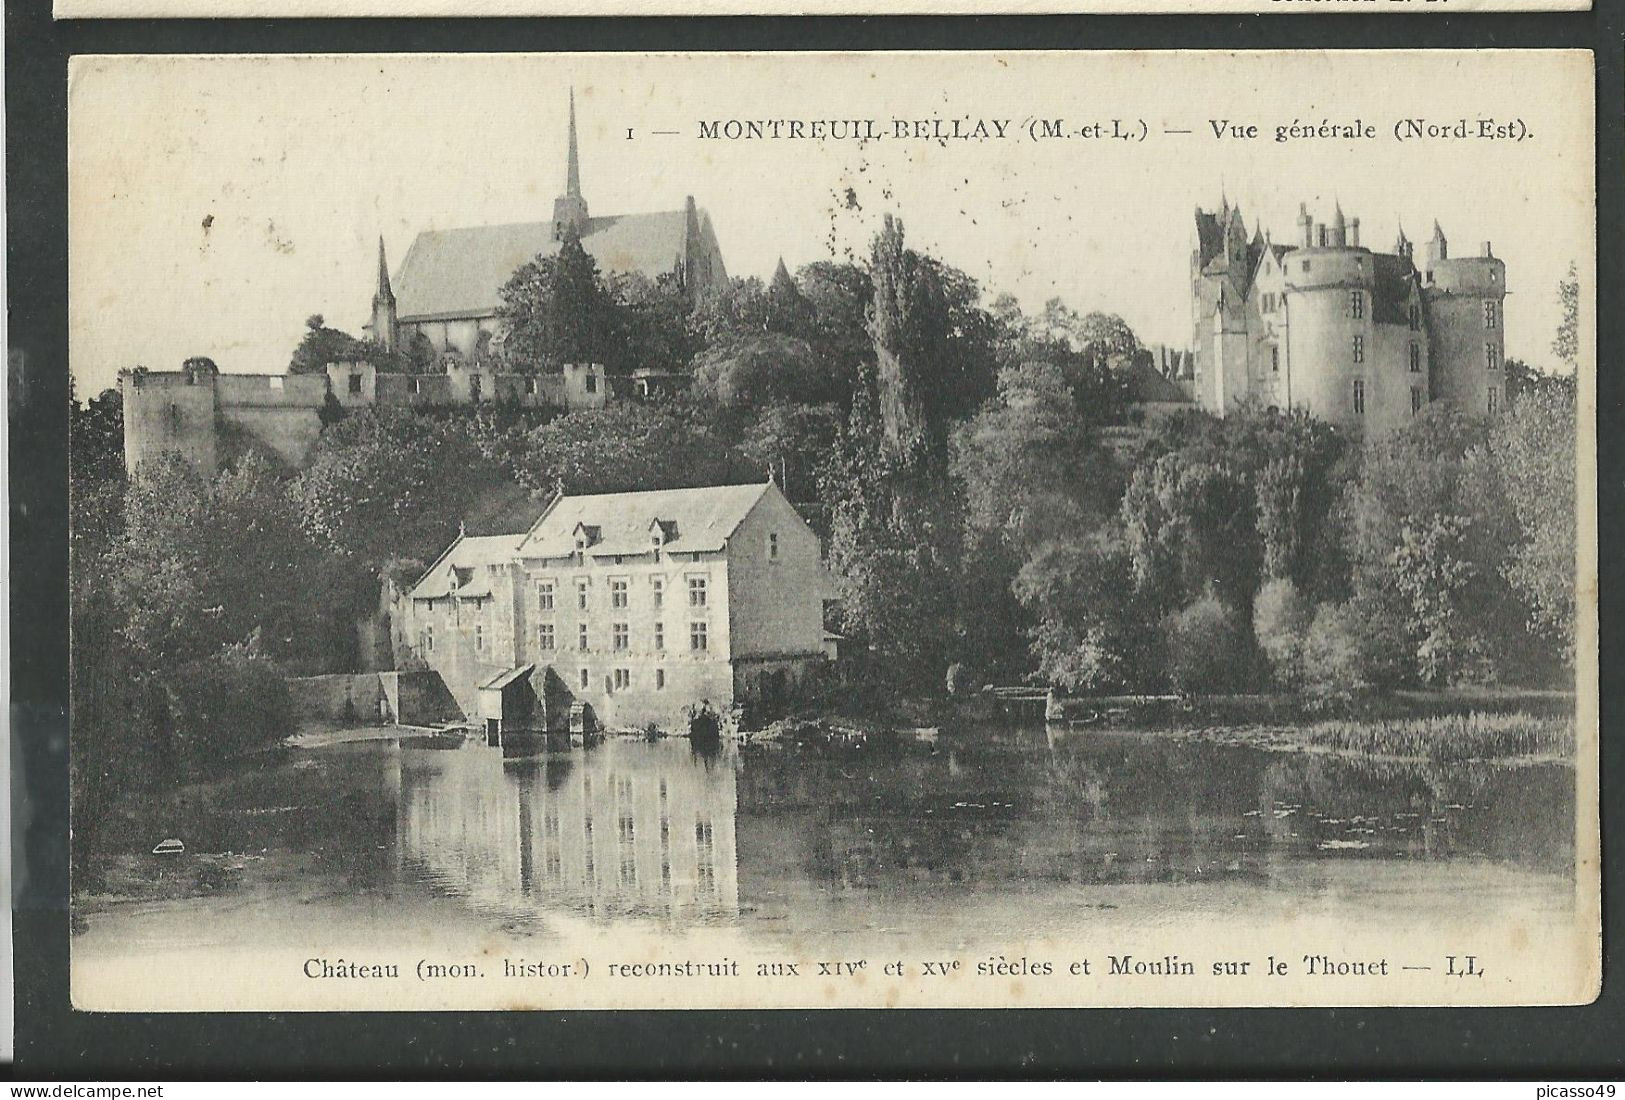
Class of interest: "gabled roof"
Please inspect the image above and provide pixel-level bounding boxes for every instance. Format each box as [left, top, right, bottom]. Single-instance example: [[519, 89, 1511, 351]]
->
[[479, 664, 535, 692], [393, 210, 694, 322], [409, 533, 526, 599], [518, 483, 773, 560]]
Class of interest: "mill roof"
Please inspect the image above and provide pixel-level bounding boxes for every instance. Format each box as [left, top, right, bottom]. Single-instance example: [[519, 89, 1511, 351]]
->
[[518, 482, 774, 560], [409, 533, 526, 600], [392, 210, 696, 322]]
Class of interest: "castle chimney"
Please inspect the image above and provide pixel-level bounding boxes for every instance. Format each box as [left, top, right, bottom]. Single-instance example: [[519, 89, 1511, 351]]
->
[[1298, 203, 1313, 249], [1481, 241, 1493, 258], [1351, 217, 1361, 247], [1316, 224, 1327, 248]]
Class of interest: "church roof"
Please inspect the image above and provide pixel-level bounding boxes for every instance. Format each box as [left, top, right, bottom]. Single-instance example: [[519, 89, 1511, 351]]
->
[[518, 482, 774, 560], [393, 210, 694, 322]]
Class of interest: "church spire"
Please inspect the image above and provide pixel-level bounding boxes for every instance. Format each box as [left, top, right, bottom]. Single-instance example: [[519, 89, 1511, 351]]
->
[[553, 89, 591, 241], [370, 236, 398, 353], [566, 87, 582, 199], [374, 236, 394, 304]]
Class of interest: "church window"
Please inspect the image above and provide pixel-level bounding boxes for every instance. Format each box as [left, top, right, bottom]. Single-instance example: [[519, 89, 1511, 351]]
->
[[1352, 335, 1364, 363], [1409, 343, 1422, 372], [1484, 300, 1498, 329], [1350, 290, 1364, 319], [538, 624, 555, 651], [348, 373, 363, 395], [1485, 342, 1498, 371], [1353, 380, 1366, 416], [1411, 386, 1424, 415]]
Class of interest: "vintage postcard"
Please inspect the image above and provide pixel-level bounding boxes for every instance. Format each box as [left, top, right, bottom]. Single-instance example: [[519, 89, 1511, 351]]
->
[[68, 50, 1598, 1012]]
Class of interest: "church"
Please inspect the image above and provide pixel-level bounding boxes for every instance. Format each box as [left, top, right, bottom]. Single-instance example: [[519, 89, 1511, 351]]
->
[[366, 92, 730, 362]]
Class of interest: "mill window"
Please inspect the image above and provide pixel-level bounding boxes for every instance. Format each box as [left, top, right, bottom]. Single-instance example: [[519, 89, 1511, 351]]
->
[[690, 621, 709, 652], [652, 578, 664, 608], [688, 575, 708, 608], [612, 622, 629, 651], [611, 579, 629, 609], [538, 623, 555, 650], [537, 580, 555, 611], [576, 579, 589, 610], [613, 668, 630, 690]]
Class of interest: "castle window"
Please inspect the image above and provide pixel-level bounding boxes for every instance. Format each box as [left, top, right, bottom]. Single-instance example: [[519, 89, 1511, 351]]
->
[[613, 668, 630, 691], [1350, 290, 1365, 319], [576, 579, 589, 610], [690, 621, 709, 652], [580, 668, 590, 689], [613, 622, 629, 651], [1353, 380, 1366, 416], [423, 626, 433, 653], [585, 374, 597, 395], [1411, 386, 1424, 415], [538, 623, 555, 650], [688, 575, 708, 608], [1271, 347, 1280, 374], [1352, 335, 1364, 363], [654, 622, 665, 650], [1485, 343, 1498, 371], [1409, 343, 1422, 372], [474, 624, 484, 652], [1484, 300, 1498, 329], [348, 373, 363, 395], [1488, 387, 1499, 414], [611, 579, 629, 609], [578, 623, 589, 651], [656, 669, 666, 690], [653, 578, 664, 609], [1409, 304, 1422, 331], [537, 580, 555, 611]]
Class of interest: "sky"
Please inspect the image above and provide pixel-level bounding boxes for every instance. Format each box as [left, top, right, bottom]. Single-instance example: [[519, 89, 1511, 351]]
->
[[68, 51, 1594, 397]]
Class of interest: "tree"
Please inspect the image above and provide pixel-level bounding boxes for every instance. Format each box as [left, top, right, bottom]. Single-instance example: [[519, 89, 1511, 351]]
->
[[497, 232, 624, 371], [289, 314, 404, 374], [1163, 594, 1248, 695], [1253, 577, 1313, 688], [690, 333, 838, 411], [1552, 260, 1579, 372], [614, 271, 698, 373], [513, 401, 752, 496]]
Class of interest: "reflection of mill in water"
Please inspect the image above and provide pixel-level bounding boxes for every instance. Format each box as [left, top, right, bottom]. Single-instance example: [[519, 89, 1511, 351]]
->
[[397, 739, 739, 926]]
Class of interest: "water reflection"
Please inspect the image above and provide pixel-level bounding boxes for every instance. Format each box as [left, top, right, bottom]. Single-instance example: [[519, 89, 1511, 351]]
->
[[399, 739, 738, 928], [391, 726, 1573, 934]]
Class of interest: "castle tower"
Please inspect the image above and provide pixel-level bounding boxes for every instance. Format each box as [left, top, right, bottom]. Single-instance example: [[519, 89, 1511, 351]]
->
[[1331, 201, 1347, 248], [1395, 220, 1413, 261], [1297, 202, 1313, 249], [1426, 219, 1449, 268], [371, 236, 398, 353], [552, 89, 591, 241]]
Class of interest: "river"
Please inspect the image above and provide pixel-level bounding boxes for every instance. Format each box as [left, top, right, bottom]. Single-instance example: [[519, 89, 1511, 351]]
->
[[73, 725, 1575, 960]]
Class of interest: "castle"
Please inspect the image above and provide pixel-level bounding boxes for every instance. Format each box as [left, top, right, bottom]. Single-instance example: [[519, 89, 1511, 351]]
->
[[119, 92, 727, 477], [1182, 197, 1507, 434]]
